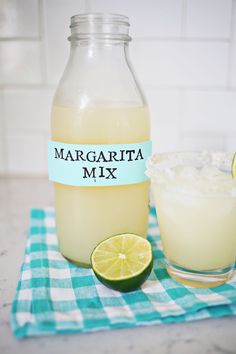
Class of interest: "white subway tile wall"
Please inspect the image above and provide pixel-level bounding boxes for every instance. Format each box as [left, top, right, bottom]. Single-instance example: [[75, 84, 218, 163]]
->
[[0, 94, 6, 174], [182, 91, 236, 133], [0, 0, 39, 38], [131, 41, 229, 87], [231, 1, 236, 86], [3, 89, 54, 134], [88, 0, 183, 38], [145, 89, 182, 152], [6, 135, 46, 174], [0, 0, 235, 175], [185, 0, 232, 38], [44, 0, 87, 84], [0, 41, 42, 85]]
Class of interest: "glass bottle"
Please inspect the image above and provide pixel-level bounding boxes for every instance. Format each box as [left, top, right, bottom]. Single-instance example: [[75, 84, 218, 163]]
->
[[48, 13, 151, 266]]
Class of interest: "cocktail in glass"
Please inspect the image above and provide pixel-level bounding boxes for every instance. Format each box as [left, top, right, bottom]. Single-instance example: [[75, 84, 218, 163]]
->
[[147, 152, 236, 287]]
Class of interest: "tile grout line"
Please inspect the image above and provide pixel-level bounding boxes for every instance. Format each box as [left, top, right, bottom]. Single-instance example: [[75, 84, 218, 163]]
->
[[132, 37, 230, 43], [43, 134, 49, 176], [143, 85, 236, 92], [0, 36, 231, 43], [1, 91, 10, 175], [38, 0, 48, 85], [0, 37, 41, 41], [85, 0, 92, 12], [180, 0, 187, 38], [226, 0, 236, 88], [1, 84, 236, 92], [177, 88, 186, 150], [0, 84, 56, 90]]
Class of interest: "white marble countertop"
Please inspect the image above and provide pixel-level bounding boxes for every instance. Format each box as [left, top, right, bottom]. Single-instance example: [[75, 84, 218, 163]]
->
[[0, 177, 236, 354]]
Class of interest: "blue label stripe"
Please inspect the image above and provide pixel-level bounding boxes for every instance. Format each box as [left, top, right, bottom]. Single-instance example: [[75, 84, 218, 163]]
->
[[48, 140, 152, 187]]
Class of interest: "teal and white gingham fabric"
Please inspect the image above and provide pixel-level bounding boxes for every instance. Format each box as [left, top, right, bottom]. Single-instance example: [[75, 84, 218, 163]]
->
[[11, 207, 236, 338]]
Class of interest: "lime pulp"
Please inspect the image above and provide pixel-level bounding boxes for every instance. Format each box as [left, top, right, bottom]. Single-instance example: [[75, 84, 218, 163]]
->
[[91, 233, 153, 292]]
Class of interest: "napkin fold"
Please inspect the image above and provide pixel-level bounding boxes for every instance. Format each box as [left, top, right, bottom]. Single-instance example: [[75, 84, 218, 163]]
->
[[11, 207, 236, 338]]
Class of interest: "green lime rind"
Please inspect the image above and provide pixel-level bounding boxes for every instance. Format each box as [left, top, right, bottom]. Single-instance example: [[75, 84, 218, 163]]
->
[[232, 153, 236, 178], [91, 233, 153, 293], [94, 258, 153, 293]]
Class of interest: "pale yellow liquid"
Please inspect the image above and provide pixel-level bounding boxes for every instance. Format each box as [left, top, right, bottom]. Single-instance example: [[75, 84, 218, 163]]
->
[[153, 186, 236, 271], [51, 105, 150, 266]]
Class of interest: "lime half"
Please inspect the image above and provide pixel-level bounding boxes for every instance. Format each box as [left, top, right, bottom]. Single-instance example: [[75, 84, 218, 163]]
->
[[91, 234, 153, 292], [232, 153, 236, 178]]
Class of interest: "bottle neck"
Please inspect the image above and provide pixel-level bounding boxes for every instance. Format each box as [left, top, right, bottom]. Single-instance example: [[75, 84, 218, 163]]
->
[[53, 14, 146, 108], [68, 13, 131, 65], [69, 40, 130, 64]]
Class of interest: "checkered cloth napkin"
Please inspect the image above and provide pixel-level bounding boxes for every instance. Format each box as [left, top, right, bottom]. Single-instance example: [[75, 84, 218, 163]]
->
[[11, 207, 236, 338]]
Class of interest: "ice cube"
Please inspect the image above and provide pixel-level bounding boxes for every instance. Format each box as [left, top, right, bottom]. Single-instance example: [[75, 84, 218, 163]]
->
[[177, 166, 199, 180], [200, 165, 224, 179]]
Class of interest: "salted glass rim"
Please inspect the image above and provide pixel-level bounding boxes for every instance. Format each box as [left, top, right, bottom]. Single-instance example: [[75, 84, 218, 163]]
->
[[146, 151, 236, 198], [147, 151, 234, 171]]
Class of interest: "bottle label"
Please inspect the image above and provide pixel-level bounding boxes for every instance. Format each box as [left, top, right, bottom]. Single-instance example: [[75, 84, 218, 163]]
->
[[48, 140, 152, 186]]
